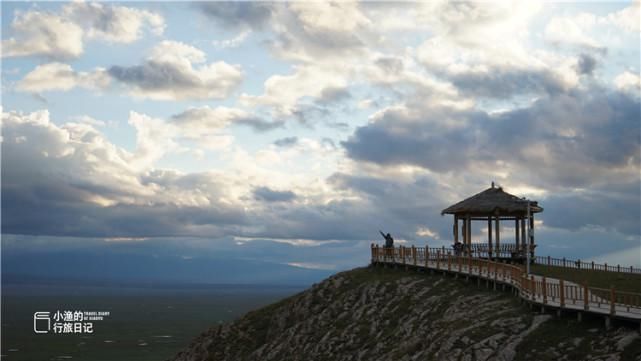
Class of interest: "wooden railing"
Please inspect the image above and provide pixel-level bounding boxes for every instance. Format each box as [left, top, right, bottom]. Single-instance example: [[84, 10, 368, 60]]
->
[[533, 255, 641, 274], [371, 244, 641, 320]]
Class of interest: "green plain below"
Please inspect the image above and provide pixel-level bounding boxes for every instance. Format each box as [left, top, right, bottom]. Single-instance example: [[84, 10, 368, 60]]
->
[[1, 285, 301, 361]]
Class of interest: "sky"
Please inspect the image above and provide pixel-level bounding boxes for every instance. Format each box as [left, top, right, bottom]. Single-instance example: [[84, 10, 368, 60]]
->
[[1, 1, 640, 284]]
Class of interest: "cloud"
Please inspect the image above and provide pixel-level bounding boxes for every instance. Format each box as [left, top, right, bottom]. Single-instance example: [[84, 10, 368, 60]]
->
[[197, 2, 274, 30], [417, 35, 579, 99], [1, 10, 84, 59], [2, 1, 639, 268], [416, 1, 542, 48], [542, 183, 640, 236], [575, 53, 598, 76], [170, 106, 282, 133], [0, 108, 360, 241], [16, 62, 110, 93], [108, 41, 243, 100], [544, 14, 602, 49], [607, 0, 640, 32], [342, 88, 640, 233], [2, 3, 164, 59], [253, 186, 297, 203], [274, 137, 299, 147], [1, 109, 246, 237], [127, 111, 177, 169], [614, 71, 641, 93], [213, 29, 251, 49], [62, 1, 165, 43], [241, 64, 349, 116]]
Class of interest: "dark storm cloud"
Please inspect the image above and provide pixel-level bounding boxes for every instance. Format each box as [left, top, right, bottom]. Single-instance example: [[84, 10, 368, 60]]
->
[[197, 2, 275, 30], [344, 89, 640, 184], [253, 186, 297, 203]]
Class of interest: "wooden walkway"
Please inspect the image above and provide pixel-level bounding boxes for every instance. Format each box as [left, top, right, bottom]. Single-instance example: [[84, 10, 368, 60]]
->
[[371, 245, 641, 330]]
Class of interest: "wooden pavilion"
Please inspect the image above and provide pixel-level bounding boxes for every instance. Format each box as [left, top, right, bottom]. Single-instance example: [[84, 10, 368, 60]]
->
[[441, 183, 543, 261]]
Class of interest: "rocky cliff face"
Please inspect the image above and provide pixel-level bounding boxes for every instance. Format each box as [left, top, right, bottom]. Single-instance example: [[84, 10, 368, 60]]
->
[[170, 266, 641, 361]]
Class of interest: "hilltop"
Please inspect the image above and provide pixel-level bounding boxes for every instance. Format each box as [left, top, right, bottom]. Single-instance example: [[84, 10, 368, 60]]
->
[[170, 266, 641, 361]]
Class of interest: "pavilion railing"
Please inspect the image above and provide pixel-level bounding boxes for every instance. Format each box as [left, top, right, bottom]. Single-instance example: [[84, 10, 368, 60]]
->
[[370, 244, 641, 319], [467, 243, 535, 259], [533, 255, 641, 274]]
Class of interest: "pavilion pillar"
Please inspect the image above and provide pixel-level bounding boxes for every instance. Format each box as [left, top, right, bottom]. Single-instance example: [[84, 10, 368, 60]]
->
[[454, 216, 459, 244], [515, 218, 520, 254], [529, 215, 535, 258], [520, 218, 526, 255], [495, 215, 500, 260], [487, 216, 492, 259], [466, 214, 472, 256]]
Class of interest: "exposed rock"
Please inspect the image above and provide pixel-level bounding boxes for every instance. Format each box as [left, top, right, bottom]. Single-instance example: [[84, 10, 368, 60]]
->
[[170, 266, 641, 361]]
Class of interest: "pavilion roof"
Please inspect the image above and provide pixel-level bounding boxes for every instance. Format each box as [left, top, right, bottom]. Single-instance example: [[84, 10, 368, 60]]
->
[[441, 184, 543, 216]]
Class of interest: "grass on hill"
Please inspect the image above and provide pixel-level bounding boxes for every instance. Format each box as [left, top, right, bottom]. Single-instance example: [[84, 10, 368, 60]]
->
[[530, 264, 641, 294]]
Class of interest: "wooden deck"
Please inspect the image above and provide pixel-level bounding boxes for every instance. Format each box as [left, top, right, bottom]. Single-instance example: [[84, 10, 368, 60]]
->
[[371, 245, 641, 329]]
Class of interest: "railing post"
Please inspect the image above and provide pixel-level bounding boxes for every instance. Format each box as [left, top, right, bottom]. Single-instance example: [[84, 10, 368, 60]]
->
[[447, 254, 451, 271], [374, 245, 381, 262], [559, 279, 565, 307], [583, 283, 589, 311], [591, 261, 594, 270], [547, 256, 550, 266], [610, 286, 616, 315], [425, 247, 429, 267], [436, 250, 440, 270], [530, 275, 535, 300], [577, 259, 581, 270], [412, 246, 417, 266], [563, 257, 566, 267], [542, 277, 547, 304], [617, 264, 620, 273]]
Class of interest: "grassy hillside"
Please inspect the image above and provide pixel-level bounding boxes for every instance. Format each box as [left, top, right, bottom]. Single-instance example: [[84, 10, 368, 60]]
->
[[531, 264, 641, 293]]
